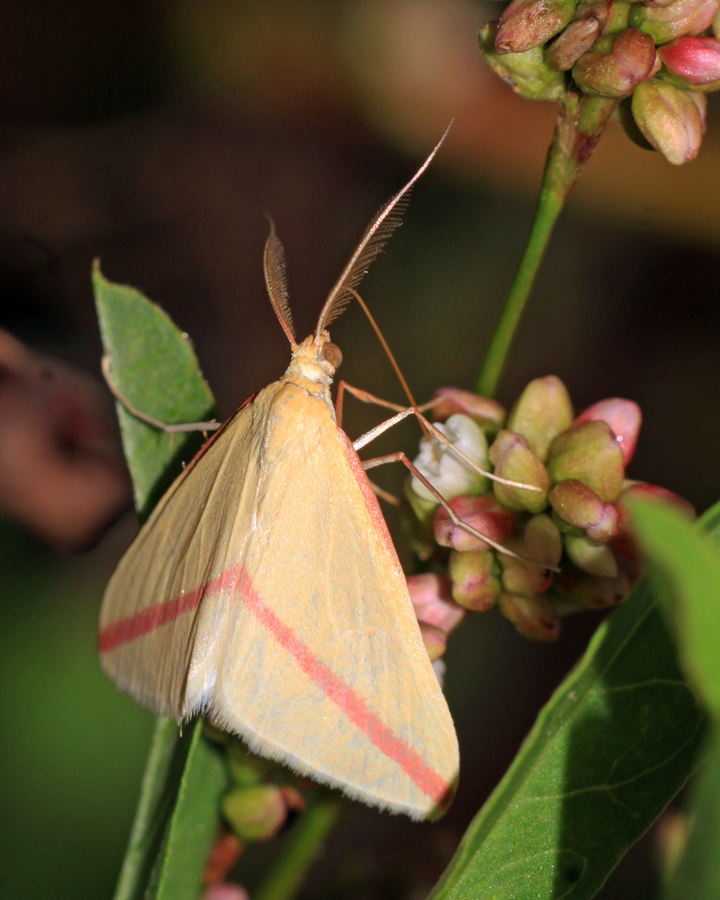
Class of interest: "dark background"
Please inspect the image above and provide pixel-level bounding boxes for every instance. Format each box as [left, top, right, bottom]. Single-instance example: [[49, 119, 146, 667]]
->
[[0, 1, 719, 898]]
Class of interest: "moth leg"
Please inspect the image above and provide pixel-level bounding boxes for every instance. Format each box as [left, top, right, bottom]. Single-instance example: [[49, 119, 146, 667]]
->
[[362, 451, 556, 570], [102, 355, 221, 435], [335, 380, 437, 430], [367, 478, 402, 506]]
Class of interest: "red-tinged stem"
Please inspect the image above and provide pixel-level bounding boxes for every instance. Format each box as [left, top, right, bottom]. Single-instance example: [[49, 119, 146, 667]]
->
[[475, 93, 618, 399]]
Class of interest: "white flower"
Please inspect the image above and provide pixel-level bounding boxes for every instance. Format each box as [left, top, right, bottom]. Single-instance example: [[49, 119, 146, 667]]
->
[[410, 414, 489, 503]]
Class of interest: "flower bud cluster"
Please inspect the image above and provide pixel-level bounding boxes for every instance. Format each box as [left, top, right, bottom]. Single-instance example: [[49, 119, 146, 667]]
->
[[406, 378, 694, 645], [479, 0, 720, 164]]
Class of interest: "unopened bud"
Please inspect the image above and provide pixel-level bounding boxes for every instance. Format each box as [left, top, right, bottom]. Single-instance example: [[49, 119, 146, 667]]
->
[[434, 494, 517, 552], [227, 742, 268, 788], [479, 23, 566, 101], [489, 430, 551, 513], [411, 414, 489, 502], [524, 514, 564, 567], [549, 479, 619, 543], [552, 569, 631, 609], [431, 387, 506, 434], [659, 36, 720, 85], [506, 376, 574, 460], [204, 829, 244, 887], [572, 29, 656, 97], [546, 17, 603, 70], [495, 0, 577, 53], [714, 6, 720, 35], [613, 481, 695, 558], [631, 78, 705, 164], [565, 532, 619, 576], [630, 0, 719, 44], [201, 886, 250, 900], [604, 0, 632, 33], [420, 623, 447, 661], [547, 420, 625, 502], [499, 592, 561, 641], [407, 573, 466, 632], [574, 398, 641, 464], [499, 544, 554, 596], [448, 550, 501, 610], [223, 785, 290, 842]]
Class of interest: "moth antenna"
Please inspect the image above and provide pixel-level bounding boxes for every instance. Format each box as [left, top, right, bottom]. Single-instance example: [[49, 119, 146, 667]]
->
[[263, 216, 297, 349], [315, 122, 453, 341]]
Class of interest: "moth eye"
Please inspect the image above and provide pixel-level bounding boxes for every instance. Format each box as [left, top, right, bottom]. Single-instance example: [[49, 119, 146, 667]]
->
[[322, 342, 343, 369]]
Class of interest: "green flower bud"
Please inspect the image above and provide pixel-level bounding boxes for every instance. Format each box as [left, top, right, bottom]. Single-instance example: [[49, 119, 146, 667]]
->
[[223, 785, 289, 842], [411, 413, 489, 502], [524, 513, 564, 567], [565, 532, 619, 576], [572, 29, 657, 97], [546, 16, 603, 71], [431, 387, 506, 435], [479, 23, 566, 101], [630, 0, 719, 45], [499, 542, 554, 595], [547, 420, 625, 502], [496, 0, 578, 53], [631, 78, 706, 163], [499, 592, 561, 641], [604, 0, 632, 33], [506, 375, 574, 460], [434, 494, 518, 552], [552, 569, 631, 608], [227, 742, 269, 789], [549, 479, 619, 543], [490, 430, 551, 513], [448, 549, 501, 610], [420, 623, 447, 661]]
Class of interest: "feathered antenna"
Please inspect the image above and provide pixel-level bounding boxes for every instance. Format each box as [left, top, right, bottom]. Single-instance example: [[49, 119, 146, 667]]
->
[[263, 216, 296, 349], [315, 122, 452, 340]]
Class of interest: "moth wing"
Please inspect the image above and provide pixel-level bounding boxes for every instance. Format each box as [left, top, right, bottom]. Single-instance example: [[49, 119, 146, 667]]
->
[[99, 385, 279, 718], [209, 383, 459, 820]]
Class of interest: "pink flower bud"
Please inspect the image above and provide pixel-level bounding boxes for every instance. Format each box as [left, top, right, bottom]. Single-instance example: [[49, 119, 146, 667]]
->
[[448, 550, 501, 610], [201, 886, 250, 900], [506, 376, 574, 460], [431, 386, 506, 434], [631, 78, 705, 164], [407, 573, 466, 632], [575, 398, 641, 464], [572, 29, 657, 97], [499, 592, 561, 641], [204, 830, 244, 887], [659, 36, 720, 84], [434, 494, 517, 552], [479, 23, 567, 101], [419, 623, 447, 661], [553, 569, 631, 609], [495, 0, 577, 53], [547, 17, 603, 70], [489, 430, 551, 513], [223, 785, 294, 842], [565, 533, 619, 576], [524, 514, 564, 567], [630, 0, 719, 43], [548, 420, 625, 502], [549, 479, 619, 543], [612, 481, 695, 558]]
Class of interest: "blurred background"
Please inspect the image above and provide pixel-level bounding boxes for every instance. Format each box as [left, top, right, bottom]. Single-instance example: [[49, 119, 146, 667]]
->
[[1, 1, 719, 898]]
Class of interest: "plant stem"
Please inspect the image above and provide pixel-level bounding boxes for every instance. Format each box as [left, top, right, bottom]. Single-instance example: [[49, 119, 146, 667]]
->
[[475, 94, 618, 399], [253, 794, 344, 900]]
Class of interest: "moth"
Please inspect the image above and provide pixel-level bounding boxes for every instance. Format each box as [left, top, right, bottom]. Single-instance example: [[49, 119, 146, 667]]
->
[[99, 134, 463, 820]]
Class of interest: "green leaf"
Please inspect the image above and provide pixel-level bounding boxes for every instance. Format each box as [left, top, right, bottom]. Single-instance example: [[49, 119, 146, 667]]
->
[[94, 268, 228, 900], [664, 726, 720, 900], [92, 263, 217, 520], [428, 578, 706, 900], [630, 498, 720, 718]]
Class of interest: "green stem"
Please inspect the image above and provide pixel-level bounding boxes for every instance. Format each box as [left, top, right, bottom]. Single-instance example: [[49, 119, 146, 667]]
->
[[475, 94, 617, 399], [253, 794, 344, 900]]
